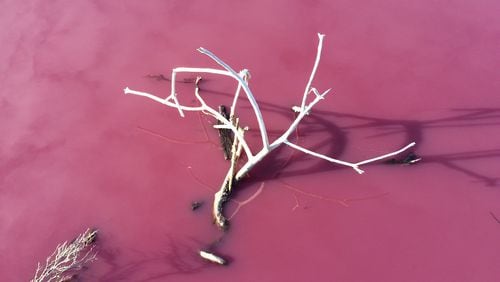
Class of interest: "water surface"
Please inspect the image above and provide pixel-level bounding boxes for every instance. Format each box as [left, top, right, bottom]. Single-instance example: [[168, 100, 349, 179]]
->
[[1, 1, 499, 281]]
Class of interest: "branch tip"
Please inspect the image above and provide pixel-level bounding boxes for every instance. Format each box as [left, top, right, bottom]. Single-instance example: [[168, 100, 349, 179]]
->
[[197, 47, 207, 54], [354, 166, 365, 174], [321, 88, 332, 97]]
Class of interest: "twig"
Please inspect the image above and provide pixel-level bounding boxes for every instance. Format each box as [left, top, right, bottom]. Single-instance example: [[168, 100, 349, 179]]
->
[[490, 211, 500, 224], [146, 73, 200, 84], [213, 119, 245, 228], [279, 180, 349, 207], [280, 180, 390, 208], [199, 250, 226, 265], [227, 182, 265, 220], [291, 193, 300, 211], [300, 33, 325, 111], [186, 166, 216, 192], [137, 126, 214, 145]]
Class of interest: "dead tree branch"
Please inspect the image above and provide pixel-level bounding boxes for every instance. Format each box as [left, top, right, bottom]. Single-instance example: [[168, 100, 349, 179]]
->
[[124, 33, 415, 229]]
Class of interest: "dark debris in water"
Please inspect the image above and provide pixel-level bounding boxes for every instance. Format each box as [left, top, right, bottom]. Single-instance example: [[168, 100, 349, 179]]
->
[[191, 201, 203, 211], [385, 152, 421, 165]]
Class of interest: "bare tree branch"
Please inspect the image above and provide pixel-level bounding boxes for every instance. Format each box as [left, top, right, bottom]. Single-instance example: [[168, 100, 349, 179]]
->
[[31, 228, 98, 282], [124, 33, 416, 229]]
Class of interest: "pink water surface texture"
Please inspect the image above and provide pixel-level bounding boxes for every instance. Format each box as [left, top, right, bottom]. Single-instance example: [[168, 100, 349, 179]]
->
[[1, 0, 499, 281]]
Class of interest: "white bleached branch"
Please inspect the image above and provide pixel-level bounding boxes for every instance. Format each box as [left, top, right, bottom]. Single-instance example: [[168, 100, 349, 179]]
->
[[124, 33, 415, 229], [124, 84, 254, 159], [284, 140, 365, 174], [197, 47, 270, 148], [355, 142, 417, 166], [230, 69, 250, 118], [300, 33, 325, 111], [199, 250, 226, 265]]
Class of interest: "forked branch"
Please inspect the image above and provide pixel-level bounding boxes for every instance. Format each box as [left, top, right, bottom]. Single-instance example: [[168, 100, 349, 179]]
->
[[124, 33, 416, 229]]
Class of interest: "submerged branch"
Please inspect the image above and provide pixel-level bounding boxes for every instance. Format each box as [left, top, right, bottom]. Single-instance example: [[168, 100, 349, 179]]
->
[[213, 119, 245, 229]]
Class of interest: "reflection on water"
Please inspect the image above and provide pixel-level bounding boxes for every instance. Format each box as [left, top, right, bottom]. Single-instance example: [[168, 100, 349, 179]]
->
[[89, 235, 209, 282]]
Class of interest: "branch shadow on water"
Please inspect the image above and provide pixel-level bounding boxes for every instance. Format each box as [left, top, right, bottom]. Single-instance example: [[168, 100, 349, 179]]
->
[[250, 104, 500, 187], [263, 104, 500, 186]]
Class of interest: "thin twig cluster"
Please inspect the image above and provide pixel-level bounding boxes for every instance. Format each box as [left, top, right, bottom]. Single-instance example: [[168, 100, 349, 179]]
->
[[31, 228, 98, 282]]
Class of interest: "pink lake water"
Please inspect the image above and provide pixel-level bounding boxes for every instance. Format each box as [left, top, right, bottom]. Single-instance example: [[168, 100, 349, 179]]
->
[[1, 0, 500, 281]]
